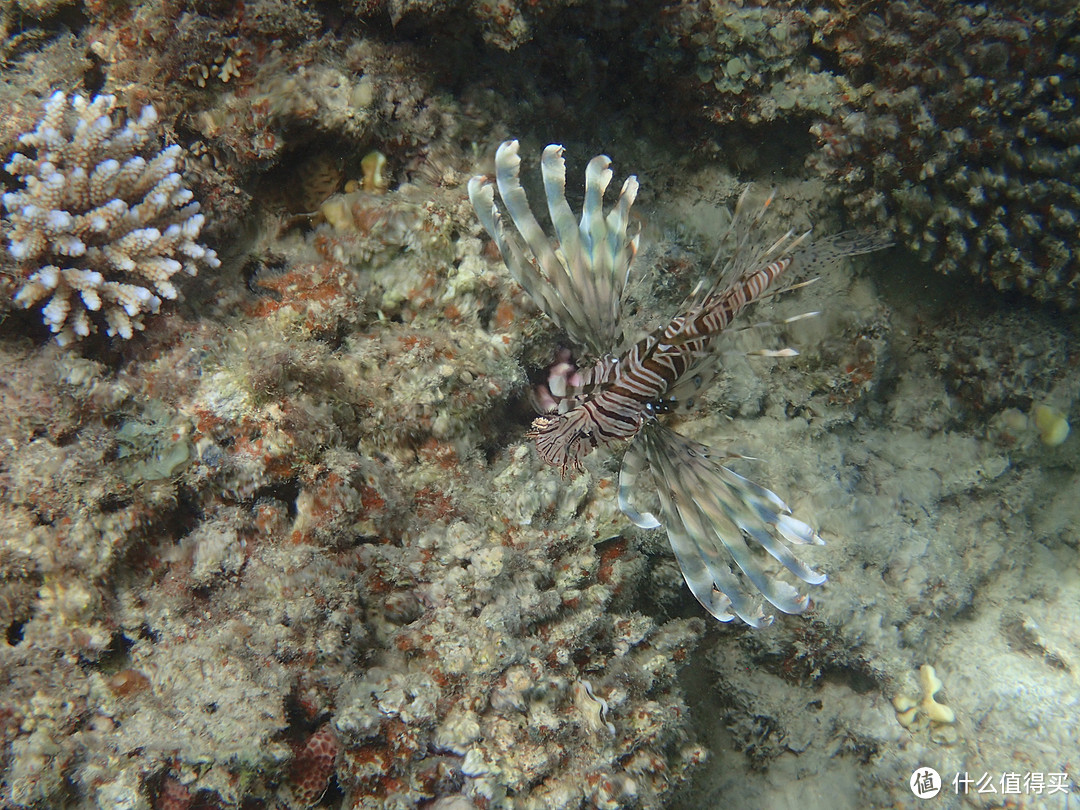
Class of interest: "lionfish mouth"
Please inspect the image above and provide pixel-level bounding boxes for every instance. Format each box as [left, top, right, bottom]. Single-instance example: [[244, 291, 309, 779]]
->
[[530, 347, 583, 415]]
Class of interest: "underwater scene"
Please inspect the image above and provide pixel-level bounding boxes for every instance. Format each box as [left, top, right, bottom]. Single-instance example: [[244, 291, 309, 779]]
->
[[0, 1, 1077, 808]]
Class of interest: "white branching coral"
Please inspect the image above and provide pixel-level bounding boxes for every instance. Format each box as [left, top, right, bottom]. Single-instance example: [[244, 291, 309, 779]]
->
[[3, 91, 220, 345]]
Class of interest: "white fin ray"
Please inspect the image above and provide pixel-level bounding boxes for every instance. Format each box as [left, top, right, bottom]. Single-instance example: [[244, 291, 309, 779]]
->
[[622, 422, 826, 626], [618, 434, 662, 529], [468, 176, 555, 314], [493, 142, 595, 340], [469, 140, 639, 356], [541, 145, 587, 282]]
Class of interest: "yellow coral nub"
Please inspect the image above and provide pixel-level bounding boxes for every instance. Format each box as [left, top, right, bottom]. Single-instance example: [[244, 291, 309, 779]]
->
[[891, 694, 919, 728], [919, 664, 955, 724], [319, 196, 353, 231], [1032, 403, 1070, 446], [360, 150, 389, 193], [893, 665, 957, 736]]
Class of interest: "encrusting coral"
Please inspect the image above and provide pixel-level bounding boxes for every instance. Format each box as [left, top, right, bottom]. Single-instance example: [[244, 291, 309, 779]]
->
[[807, 0, 1080, 308], [2, 91, 219, 345], [633, 0, 1080, 307]]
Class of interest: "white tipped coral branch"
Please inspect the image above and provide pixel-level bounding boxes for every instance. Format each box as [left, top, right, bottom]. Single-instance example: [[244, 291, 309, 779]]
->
[[3, 91, 220, 345]]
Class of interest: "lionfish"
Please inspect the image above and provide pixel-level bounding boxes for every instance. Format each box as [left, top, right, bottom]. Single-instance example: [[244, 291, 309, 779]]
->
[[468, 140, 888, 627]]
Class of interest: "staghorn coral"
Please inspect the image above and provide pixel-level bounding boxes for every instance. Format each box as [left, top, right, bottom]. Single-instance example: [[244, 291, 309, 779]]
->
[[2, 91, 219, 345]]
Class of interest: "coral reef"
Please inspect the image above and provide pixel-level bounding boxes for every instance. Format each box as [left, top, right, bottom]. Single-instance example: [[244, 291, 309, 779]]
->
[[0, 157, 706, 808], [658, 229, 1080, 808], [643, 0, 1080, 306], [643, 1, 845, 127], [0, 1, 1077, 808], [348, 0, 579, 51], [3, 92, 219, 344]]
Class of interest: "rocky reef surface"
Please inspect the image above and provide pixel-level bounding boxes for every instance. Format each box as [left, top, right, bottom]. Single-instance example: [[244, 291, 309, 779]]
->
[[0, 1, 1077, 809]]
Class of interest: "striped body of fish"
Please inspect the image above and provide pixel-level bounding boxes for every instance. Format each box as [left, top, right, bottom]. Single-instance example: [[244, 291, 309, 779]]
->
[[469, 140, 890, 627], [527, 251, 796, 471]]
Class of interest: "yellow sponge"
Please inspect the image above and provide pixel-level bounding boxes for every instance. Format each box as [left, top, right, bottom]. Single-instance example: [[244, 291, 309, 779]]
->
[[893, 664, 957, 733], [1032, 403, 1070, 447], [919, 664, 956, 724]]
